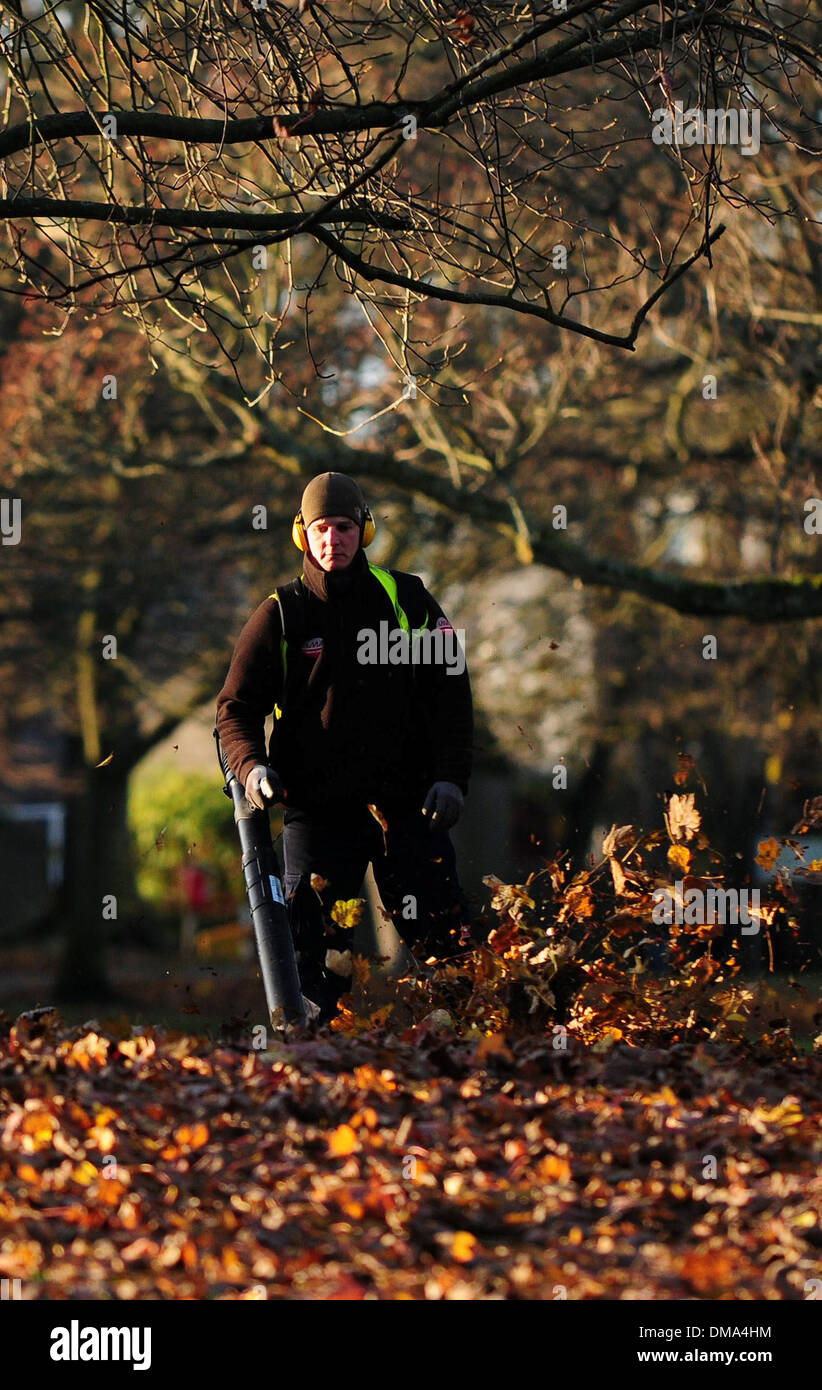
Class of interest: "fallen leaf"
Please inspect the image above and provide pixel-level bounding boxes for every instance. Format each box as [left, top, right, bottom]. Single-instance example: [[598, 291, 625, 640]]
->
[[328, 1124, 360, 1156], [451, 1231, 478, 1262]]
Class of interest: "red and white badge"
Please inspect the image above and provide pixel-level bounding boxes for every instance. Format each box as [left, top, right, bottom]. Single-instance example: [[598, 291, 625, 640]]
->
[[301, 636, 324, 658], [435, 616, 454, 633]]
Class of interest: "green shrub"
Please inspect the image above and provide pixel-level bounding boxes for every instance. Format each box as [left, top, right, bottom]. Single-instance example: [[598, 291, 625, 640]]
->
[[128, 767, 281, 919]]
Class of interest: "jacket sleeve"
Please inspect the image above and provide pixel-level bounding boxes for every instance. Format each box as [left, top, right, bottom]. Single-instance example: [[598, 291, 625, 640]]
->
[[215, 596, 283, 789], [417, 584, 474, 795]]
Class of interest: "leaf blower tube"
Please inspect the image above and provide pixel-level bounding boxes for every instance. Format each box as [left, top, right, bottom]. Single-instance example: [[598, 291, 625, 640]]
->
[[213, 726, 307, 1029]]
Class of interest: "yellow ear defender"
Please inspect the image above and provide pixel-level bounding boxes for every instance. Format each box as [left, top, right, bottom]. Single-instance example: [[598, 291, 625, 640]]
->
[[292, 506, 376, 551], [291, 513, 308, 552], [361, 508, 376, 546]]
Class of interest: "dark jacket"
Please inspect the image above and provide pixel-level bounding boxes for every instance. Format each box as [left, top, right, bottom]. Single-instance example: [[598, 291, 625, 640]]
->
[[215, 550, 473, 814]]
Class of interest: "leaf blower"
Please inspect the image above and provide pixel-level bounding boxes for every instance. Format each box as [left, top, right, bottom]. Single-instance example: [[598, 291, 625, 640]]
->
[[213, 726, 307, 1029]]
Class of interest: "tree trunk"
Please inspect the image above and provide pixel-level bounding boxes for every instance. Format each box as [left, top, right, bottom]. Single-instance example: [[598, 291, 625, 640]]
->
[[54, 753, 137, 1002], [564, 740, 613, 870]]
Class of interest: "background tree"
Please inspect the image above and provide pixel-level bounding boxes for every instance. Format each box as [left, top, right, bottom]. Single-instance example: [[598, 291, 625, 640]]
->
[[0, 0, 817, 353], [1, 0, 819, 618], [0, 300, 303, 994]]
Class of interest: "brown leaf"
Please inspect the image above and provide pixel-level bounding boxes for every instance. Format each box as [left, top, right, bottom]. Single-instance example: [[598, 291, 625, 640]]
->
[[602, 824, 634, 857], [755, 837, 781, 871], [792, 797, 822, 833]]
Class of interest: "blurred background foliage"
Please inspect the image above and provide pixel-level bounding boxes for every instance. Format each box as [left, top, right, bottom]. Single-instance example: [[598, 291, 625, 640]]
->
[[128, 768, 250, 924]]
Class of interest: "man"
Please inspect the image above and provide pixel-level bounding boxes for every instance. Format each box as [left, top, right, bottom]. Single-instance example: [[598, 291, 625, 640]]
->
[[215, 471, 473, 1022]]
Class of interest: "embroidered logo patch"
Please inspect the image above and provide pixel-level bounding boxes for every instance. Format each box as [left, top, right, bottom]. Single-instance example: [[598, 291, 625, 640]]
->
[[301, 636, 323, 658], [435, 616, 454, 633]]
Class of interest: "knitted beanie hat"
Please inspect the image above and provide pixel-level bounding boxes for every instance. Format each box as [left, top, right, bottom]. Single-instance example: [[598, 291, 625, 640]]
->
[[300, 472, 365, 528]]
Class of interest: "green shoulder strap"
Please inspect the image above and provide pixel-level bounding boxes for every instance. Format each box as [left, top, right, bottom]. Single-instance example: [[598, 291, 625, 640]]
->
[[368, 564, 430, 637], [268, 568, 430, 720]]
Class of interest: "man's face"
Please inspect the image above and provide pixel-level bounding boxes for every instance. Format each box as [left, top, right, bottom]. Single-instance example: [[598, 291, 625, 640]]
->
[[306, 514, 361, 571]]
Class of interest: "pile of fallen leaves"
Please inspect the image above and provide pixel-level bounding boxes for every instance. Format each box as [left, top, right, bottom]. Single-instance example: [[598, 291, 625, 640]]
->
[[332, 785, 822, 1050]]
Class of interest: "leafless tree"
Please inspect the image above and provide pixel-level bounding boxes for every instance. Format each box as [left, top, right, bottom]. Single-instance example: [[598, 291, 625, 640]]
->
[[0, 0, 817, 374]]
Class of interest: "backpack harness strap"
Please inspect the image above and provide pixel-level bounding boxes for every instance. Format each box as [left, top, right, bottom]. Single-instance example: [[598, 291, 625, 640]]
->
[[368, 564, 430, 640], [269, 578, 306, 722]]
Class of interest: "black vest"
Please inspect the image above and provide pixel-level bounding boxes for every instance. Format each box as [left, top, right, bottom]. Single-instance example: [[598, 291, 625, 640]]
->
[[268, 564, 435, 813]]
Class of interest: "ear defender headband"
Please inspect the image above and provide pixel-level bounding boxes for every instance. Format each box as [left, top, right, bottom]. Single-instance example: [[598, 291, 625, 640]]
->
[[292, 506, 376, 552]]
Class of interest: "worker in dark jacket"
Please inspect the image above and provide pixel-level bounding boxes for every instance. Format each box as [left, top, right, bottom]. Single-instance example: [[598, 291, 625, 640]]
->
[[215, 471, 473, 1022]]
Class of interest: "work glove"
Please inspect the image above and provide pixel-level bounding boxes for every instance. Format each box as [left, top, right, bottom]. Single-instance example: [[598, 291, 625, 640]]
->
[[422, 781, 464, 832], [245, 764, 285, 811]]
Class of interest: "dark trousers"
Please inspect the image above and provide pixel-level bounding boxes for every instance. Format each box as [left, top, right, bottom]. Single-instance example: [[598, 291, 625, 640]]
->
[[281, 803, 467, 1014]]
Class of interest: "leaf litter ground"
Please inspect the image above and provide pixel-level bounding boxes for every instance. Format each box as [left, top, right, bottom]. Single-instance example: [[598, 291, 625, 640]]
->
[[2, 790, 821, 1299]]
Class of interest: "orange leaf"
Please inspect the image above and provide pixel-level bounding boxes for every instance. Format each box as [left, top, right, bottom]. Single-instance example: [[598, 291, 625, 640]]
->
[[350, 1107, 378, 1130], [681, 1247, 738, 1293], [451, 1231, 478, 1263], [668, 844, 692, 873], [96, 1179, 128, 1206], [336, 1189, 365, 1220], [117, 1036, 156, 1063], [65, 1032, 110, 1071], [72, 1160, 99, 1186], [20, 1110, 59, 1150], [118, 1198, 141, 1229], [565, 884, 595, 920], [173, 1122, 209, 1149], [328, 1124, 360, 1156], [755, 837, 781, 871], [537, 1154, 571, 1182], [87, 1124, 116, 1153], [222, 1246, 244, 1277]]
